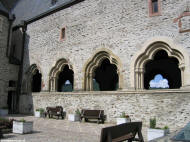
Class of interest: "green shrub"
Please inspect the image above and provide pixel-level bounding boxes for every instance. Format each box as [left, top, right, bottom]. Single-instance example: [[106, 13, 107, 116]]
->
[[150, 118, 156, 128], [0, 117, 9, 122], [1, 106, 8, 109], [75, 109, 81, 115], [36, 108, 44, 114], [120, 112, 126, 118], [19, 118, 26, 123], [163, 125, 169, 130]]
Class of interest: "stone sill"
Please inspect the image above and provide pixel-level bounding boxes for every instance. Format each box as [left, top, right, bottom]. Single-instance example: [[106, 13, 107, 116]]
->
[[30, 89, 190, 96]]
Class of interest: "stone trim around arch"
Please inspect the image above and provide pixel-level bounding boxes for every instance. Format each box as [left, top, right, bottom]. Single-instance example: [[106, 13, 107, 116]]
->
[[49, 58, 73, 92], [24, 64, 42, 93], [83, 49, 123, 91], [130, 37, 190, 90]]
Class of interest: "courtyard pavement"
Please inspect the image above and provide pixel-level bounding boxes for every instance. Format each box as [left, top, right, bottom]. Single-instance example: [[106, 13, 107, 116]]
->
[[0, 115, 148, 142]]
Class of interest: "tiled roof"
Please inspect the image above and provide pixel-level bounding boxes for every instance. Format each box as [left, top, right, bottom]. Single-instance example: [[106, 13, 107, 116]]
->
[[0, 1, 9, 14], [11, 0, 75, 25]]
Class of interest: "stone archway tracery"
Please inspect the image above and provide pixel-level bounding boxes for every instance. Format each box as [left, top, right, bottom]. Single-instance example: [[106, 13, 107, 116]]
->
[[49, 58, 73, 91], [134, 41, 185, 90], [26, 64, 42, 92], [84, 50, 122, 91]]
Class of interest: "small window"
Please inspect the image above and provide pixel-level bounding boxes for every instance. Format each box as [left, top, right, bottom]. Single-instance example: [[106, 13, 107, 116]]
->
[[9, 80, 16, 87], [51, 0, 57, 6], [60, 28, 65, 40], [0, 18, 3, 32], [149, 0, 161, 16], [152, 0, 158, 13]]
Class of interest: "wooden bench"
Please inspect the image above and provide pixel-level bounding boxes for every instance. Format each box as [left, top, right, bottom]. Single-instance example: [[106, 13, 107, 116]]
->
[[45, 106, 64, 119], [80, 109, 106, 124], [100, 122, 144, 142]]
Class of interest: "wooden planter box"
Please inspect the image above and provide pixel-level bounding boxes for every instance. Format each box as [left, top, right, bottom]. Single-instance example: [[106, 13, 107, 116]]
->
[[13, 121, 33, 134], [68, 114, 80, 122], [0, 109, 8, 116], [116, 118, 131, 125], [147, 128, 169, 141]]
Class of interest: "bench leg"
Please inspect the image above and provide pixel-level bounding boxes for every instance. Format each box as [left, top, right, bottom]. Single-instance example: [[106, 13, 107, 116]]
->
[[80, 117, 83, 122], [0, 130, 3, 139], [85, 118, 88, 122]]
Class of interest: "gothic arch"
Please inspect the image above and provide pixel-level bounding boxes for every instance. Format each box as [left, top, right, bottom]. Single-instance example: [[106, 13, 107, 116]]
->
[[131, 37, 189, 90], [49, 58, 74, 91], [26, 64, 42, 92], [83, 49, 123, 91]]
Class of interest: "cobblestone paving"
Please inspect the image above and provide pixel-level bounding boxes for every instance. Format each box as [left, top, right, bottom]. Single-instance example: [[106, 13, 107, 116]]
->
[[1, 115, 148, 142]]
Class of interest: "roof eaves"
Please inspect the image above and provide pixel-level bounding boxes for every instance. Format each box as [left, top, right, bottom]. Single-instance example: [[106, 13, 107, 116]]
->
[[25, 0, 85, 25]]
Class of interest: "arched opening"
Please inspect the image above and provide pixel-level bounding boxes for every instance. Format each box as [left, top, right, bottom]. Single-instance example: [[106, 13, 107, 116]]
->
[[133, 41, 185, 90], [144, 50, 181, 89], [93, 58, 118, 91], [49, 58, 74, 92], [57, 65, 73, 92], [32, 69, 42, 92], [84, 50, 122, 91]]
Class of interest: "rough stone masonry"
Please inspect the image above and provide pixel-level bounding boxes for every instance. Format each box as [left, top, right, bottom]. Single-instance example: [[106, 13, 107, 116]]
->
[[14, 0, 190, 130]]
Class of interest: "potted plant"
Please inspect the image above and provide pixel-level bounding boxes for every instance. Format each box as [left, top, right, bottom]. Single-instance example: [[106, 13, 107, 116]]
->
[[0, 117, 14, 134], [116, 112, 131, 125], [34, 108, 45, 117], [0, 106, 8, 116], [147, 118, 169, 141], [68, 109, 81, 122], [13, 118, 33, 134]]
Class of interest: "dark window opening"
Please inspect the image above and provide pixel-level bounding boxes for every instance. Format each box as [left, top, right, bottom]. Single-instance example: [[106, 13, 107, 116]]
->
[[58, 65, 74, 92], [32, 70, 42, 92], [7, 91, 16, 114], [9, 80, 16, 87], [152, 0, 158, 13], [61, 28, 65, 39], [144, 50, 181, 89], [51, 0, 57, 6], [94, 59, 118, 91]]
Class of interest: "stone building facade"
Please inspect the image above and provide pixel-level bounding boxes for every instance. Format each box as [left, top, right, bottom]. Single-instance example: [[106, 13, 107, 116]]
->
[[1, 0, 190, 130], [0, 3, 20, 112]]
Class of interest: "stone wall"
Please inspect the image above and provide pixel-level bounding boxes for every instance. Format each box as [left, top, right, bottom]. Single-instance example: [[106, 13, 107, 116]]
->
[[0, 14, 19, 108], [24, 0, 190, 91], [19, 91, 190, 130], [20, 0, 190, 132]]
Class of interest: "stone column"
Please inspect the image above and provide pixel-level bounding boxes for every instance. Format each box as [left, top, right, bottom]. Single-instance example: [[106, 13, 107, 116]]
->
[[89, 73, 93, 91], [135, 68, 144, 90], [139, 68, 144, 90], [50, 77, 56, 92], [179, 65, 185, 87]]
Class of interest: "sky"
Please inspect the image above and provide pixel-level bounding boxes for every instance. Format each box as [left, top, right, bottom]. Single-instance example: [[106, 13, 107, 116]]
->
[[65, 80, 71, 85], [149, 74, 169, 88]]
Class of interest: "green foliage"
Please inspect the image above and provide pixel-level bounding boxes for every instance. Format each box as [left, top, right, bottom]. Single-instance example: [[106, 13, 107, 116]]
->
[[163, 125, 169, 130], [120, 112, 126, 118], [1, 106, 8, 109], [150, 118, 156, 128], [0, 117, 9, 122], [19, 118, 26, 123], [75, 109, 81, 115], [36, 108, 44, 113]]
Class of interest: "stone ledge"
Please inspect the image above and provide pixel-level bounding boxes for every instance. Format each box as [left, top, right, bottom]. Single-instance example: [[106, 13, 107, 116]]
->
[[30, 89, 190, 96]]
